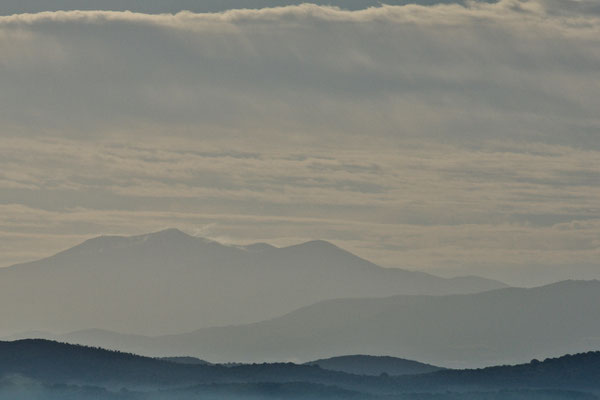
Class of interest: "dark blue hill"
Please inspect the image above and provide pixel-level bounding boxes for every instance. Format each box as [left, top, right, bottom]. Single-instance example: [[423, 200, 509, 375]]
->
[[1, 339, 599, 399]]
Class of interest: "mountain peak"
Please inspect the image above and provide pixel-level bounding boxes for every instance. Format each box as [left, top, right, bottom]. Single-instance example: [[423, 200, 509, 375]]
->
[[57, 228, 199, 257], [243, 242, 278, 252], [143, 228, 193, 240], [283, 239, 342, 252]]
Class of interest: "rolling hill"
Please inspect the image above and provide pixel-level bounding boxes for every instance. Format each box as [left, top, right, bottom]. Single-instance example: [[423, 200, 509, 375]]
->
[[305, 355, 444, 376]]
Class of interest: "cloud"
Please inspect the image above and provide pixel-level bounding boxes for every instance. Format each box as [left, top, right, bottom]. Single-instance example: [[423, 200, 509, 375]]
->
[[1, 1, 599, 145], [0, 0, 487, 16], [1, 137, 598, 281], [0, 1, 599, 284]]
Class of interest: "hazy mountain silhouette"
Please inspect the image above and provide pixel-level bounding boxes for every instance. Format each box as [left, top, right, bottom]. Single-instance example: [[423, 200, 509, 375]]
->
[[0, 229, 505, 336], [1, 340, 600, 400], [305, 355, 444, 376], [148, 280, 598, 367], [22, 280, 598, 368]]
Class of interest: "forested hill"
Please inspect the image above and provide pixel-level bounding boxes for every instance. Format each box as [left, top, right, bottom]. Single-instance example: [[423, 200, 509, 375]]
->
[[1, 339, 600, 399], [398, 351, 600, 390], [305, 355, 444, 376]]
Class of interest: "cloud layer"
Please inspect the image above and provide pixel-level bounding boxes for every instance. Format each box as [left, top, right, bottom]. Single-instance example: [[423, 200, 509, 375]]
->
[[1, 0, 599, 285]]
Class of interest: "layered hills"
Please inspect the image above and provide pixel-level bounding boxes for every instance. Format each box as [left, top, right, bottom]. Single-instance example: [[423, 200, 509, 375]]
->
[[1, 340, 599, 400], [11, 280, 600, 368]]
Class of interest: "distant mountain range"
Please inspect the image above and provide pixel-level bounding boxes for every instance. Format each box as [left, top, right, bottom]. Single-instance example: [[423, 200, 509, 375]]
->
[[9, 280, 600, 368], [0, 340, 599, 400], [0, 228, 505, 336]]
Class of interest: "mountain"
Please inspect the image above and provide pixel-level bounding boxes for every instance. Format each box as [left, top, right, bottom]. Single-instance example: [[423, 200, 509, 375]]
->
[[1, 340, 600, 400], [305, 355, 444, 376], [153, 280, 598, 367], [0, 229, 505, 336], [27, 280, 598, 368]]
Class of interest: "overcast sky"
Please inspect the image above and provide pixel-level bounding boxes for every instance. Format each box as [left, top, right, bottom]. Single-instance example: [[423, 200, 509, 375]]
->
[[1, 0, 599, 285]]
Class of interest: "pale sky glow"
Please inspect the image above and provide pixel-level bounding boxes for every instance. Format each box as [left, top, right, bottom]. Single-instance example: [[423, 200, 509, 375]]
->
[[1, 0, 599, 285]]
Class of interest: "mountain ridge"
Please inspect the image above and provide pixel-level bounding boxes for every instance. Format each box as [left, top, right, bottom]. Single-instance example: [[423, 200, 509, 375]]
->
[[0, 229, 507, 337]]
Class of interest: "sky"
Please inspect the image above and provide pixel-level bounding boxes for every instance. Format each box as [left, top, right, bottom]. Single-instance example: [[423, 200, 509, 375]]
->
[[1, 0, 599, 285]]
